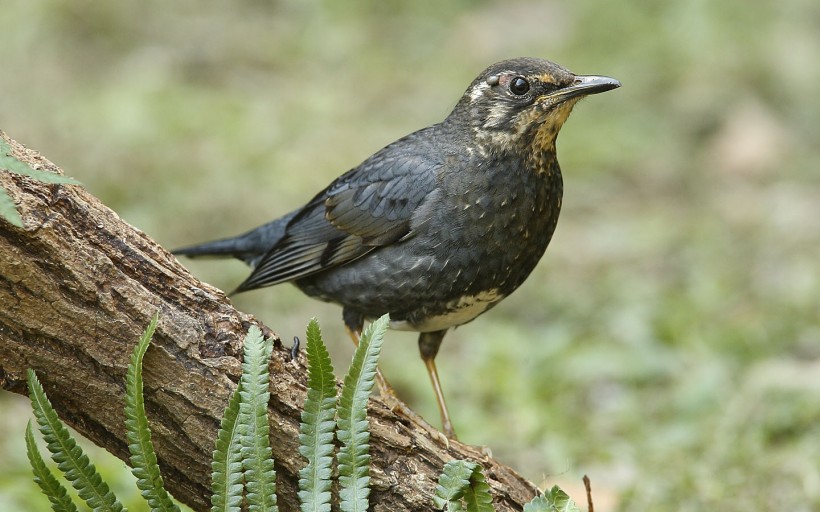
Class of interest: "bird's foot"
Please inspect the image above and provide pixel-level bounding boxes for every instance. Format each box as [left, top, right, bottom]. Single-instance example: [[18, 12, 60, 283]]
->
[[375, 368, 456, 445]]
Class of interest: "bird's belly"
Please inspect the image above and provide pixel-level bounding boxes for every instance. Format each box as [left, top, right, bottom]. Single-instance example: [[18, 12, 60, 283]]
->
[[388, 288, 504, 332], [294, 232, 534, 331]]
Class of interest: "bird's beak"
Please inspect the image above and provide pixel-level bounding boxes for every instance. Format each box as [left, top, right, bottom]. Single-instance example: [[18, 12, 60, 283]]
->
[[549, 75, 621, 104]]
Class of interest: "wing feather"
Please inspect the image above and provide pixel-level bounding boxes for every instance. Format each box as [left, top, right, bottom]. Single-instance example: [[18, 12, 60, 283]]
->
[[235, 129, 443, 292]]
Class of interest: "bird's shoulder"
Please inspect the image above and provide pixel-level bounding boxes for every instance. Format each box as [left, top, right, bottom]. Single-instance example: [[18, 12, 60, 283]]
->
[[299, 124, 449, 244]]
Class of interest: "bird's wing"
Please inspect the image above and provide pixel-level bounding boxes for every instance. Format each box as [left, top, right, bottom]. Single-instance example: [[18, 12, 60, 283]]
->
[[234, 133, 442, 292]]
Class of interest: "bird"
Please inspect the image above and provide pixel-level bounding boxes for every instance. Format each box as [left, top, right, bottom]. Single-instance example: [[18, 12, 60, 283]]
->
[[174, 57, 620, 439]]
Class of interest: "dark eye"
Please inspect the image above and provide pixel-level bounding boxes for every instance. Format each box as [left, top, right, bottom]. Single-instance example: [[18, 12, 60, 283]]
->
[[509, 76, 530, 95]]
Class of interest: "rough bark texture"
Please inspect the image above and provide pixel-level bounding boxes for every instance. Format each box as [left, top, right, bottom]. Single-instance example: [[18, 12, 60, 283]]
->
[[0, 131, 538, 511]]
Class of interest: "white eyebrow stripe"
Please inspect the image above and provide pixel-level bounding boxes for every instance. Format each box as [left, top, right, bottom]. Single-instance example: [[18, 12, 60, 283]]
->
[[469, 81, 491, 102]]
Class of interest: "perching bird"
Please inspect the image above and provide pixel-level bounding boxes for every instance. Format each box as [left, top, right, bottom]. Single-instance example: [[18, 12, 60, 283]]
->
[[174, 57, 620, 439]]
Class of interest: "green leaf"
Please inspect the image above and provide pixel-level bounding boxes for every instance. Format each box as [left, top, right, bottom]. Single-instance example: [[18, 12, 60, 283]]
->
[[238, 326, 277, 511], [433, 460, 494, 512], [461, 467, 493, 512], [337, 314, 389, 512], [211, 384, 245, 512], [0, 139, 81, 185], [27, 369, 125, 512], [25, 420, 79, 512], [449, 502, 466, 512], [0, 185, 23, 227], [545, 485, 581, 512], [522, 486, 581, 512], [125, 315, 180, 512], [298, 319, 337, 512], [0, 139, 80, 227], [522, 495, 551, 512]]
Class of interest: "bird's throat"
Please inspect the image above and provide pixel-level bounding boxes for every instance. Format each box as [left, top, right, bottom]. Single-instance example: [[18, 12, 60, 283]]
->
[[525, 101, 577, 175]]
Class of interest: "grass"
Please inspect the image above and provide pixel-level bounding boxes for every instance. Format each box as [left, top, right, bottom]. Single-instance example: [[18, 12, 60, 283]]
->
[[1, 0, 819, 510]]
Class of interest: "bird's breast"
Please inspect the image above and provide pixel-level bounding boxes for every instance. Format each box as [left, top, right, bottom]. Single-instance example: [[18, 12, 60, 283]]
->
[[430, 154, 563, 294]]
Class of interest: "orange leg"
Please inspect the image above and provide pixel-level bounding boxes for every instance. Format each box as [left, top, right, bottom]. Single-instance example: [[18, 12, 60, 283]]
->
[[419, 330, 457, 439]]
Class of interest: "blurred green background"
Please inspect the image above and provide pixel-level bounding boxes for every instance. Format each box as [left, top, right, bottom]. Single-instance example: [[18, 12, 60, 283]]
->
[[2, 0, 819, 510]]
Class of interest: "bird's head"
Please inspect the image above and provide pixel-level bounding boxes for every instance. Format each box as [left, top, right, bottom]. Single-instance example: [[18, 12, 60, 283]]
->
[[452, 57, 620, 158]]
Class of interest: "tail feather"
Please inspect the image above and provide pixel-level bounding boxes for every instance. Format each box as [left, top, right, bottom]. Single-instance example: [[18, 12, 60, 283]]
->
[[172, 211, 297, 267], [173, 237, 260, 262]]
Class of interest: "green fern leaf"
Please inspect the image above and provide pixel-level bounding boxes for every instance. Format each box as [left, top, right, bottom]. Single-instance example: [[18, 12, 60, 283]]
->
[[125, 315, 180, 512], [434, 460, 475, 509], [1, 139, 80, 227], [0, 140, 81, 185], [461, 466, 493, 512], [25, 420, 79, 512], [521, 486, 581, 512], [522, 495, 550, 512], [0, 185, 23, 227], [211, 383, 244, 512], [298, 319, 337, 512], [336, 314, 389, 512], [27, 369, 125, 512], [544, 485, 581, 512], [238, 326, 277, 511], [433, 460, 494, 511]]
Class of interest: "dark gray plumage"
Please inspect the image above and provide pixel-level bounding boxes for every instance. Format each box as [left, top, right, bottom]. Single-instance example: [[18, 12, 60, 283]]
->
[[174, 57, 620, 438]]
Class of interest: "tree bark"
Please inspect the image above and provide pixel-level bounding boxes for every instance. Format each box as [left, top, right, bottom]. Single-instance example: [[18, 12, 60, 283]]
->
[[0, 131, 538, 511]]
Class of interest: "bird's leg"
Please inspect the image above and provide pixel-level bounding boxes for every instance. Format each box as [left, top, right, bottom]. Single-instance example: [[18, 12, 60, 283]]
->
[[419, 330, 457, 439]]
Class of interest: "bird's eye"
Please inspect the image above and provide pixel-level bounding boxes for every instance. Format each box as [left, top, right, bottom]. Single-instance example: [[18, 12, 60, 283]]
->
[[509, 76, 530, 95]]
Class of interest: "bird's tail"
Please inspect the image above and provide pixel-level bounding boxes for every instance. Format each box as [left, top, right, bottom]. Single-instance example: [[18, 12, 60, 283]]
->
[[173, 236, 259, 261], [172, 211, 297, 267]]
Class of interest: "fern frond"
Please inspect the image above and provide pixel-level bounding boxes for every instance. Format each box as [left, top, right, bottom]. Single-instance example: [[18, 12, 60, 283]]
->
[[545, 485, 581, 512], [25, 420, 79, 512], [211, 383, 245, 512], [522, 495, 549, 512], [238, 326, 277, 511], [27, 369, 125, 512], [1, 139, 80, 227], [0, 140, 81, 185], [336, 314, 389, 512], [520, 486, 581, 512], [434, 460, 475, 509], [434, 460, 494, 511], [125, 315, 180, 512], [298, 319, 337, 512], [461, 467, 493, 512], [0, 186, 22, 227]]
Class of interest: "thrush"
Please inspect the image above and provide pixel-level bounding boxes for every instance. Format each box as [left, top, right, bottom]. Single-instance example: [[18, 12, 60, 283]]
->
[[174, 57, 620, 439]]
